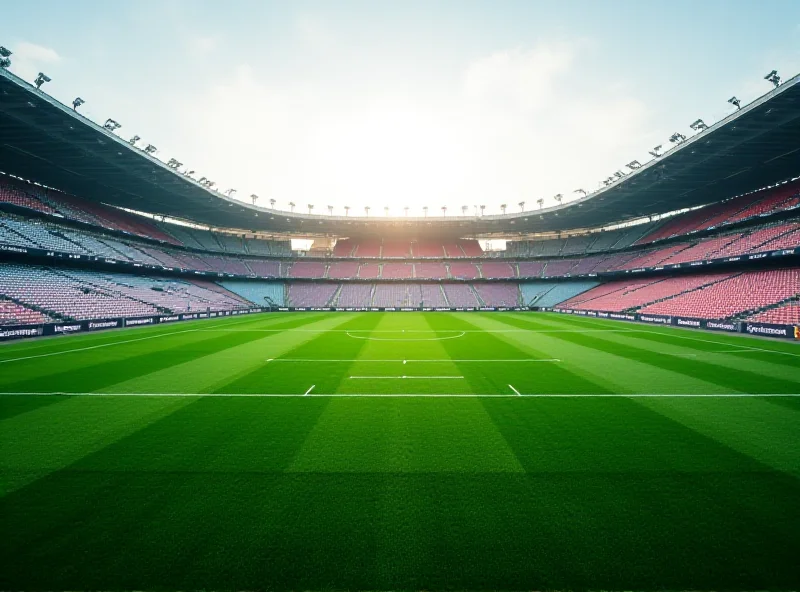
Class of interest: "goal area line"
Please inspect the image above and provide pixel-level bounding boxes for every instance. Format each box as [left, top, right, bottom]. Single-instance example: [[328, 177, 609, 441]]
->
[[1, 392, 798, 398]]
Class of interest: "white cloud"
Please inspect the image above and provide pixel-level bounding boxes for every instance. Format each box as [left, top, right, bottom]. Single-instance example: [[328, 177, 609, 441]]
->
[[170, 40, 654, 216], [10, 41, 62, 82], [185, 34, 220, 57]]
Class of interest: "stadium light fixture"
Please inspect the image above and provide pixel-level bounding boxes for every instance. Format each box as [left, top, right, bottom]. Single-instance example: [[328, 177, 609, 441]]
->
[[554, 194, 563, 204], [574, 189, 587, 196], [461, 205, 468, 216], [728, 96, 741, 110], [422, 206, 428, 217], [518, 201, 525, 212], [289, 202, 295, 212], [441, 206, 447, 217], [764, 70, 781, 88], [225, 188, 237, 197], [344, 205, 350, 216], [480, 205, 485, 216], [129, 135, 141, 146], [500, 204, 507, 214], [669, 132, 687, 144], [0, 46, 11, 69], [269, 198, 276, 209], [689, 119, 708, 132], [384, 206, 389, 217], [103, 119, 122, 132], [34, 72, 51, 89], [648, 145, 663, 158], [536, 198, 544, 209], [167, 158, 182, 169], [614, 170, 626, 179], [72, 97, 85, 111], [404, 206, 409, 216], [328, 205, 334, 215], [626, 160, 642, 170], [144, 144, 158, 154], [183, 170, 195, 177], [364, 206, 370, 217], [251, 194, 259, 205], [308, 204, 314, 214]]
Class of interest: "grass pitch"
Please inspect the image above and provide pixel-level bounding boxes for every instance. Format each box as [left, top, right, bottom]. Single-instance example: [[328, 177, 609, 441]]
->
[[1, 311, 799, 590]]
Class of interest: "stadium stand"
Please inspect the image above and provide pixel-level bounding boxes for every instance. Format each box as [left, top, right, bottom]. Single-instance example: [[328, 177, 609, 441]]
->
[[473, 283, 520, 307], [288, 282, 337, 307], [449, 262, 480, 280], [336, 283, 373, 307], [521, 281, 600, 307], [638, 268, 800, 319], [0, 299, 54, 326], [219, 281, 285, 307], [442, 284, 480, 307], [746, 302, 800, 324]]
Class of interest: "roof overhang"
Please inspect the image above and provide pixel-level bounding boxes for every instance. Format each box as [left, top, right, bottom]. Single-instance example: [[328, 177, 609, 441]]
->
[[1, 68, 798, 238]]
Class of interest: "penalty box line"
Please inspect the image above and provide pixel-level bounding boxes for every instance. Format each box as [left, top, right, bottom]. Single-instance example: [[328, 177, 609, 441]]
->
[[2, 392, 800, 398], [265, 358, 561, 363]]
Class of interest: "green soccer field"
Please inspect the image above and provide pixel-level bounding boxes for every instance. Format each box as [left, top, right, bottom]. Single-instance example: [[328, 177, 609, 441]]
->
[[1, 311, 799, 590]]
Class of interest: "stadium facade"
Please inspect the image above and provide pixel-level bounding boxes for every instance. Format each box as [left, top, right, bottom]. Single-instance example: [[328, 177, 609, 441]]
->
[[0, 67, 798, 341]]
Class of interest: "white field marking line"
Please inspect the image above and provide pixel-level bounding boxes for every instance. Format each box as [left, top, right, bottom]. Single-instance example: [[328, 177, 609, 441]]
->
[[304, 385, 315, 396], [1, 392, 799, 398], [198, 328, 634, 334], [0, 329, 199, 365], [265, 358, 561, 363], [346, 331, 466, 341], [508, 384, 522, 396], [630, 330, 800, 358], [348, 376, 465, 379], [0, 313, 268, 358]]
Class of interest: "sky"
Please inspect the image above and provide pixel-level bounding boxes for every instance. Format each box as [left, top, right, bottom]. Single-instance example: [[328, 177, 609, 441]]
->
[[3, 0, 800, 218]]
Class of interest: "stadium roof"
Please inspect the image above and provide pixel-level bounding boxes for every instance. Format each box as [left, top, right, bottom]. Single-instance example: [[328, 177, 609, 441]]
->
[[1, 68, 798, 238]]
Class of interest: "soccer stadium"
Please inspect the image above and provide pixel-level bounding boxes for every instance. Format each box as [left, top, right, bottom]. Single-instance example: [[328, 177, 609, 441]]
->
[[1, 4, 800, 590]]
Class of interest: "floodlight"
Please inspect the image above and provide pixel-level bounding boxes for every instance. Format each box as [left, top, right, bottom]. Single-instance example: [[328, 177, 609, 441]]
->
[[166, 158, 182, 169], [764, 70, 781, 88], [614, 170, 626, 179], [574, 189, 587, 196], [669, 132, 687, 144], [144, 144, 158, 154], [648, 145, 663, 158], [689, 119, 708, 131], [198, 176, 208, 184], [0, 46, 12, 69], [626, 160, 642, 170], [554, 193, 563, 203], [225, 188, 237, 197], [728, 96, 741, 109], [129, 135, 141, 145], [251, 194, 259, 205], [103, 118, 121, 132], [34, 72, 51, 89], [72, 97, 85, 110]]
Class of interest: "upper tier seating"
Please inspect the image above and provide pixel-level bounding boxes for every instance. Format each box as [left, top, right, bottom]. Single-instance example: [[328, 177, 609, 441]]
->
[[289, 261, 326, 278], [414, 241, 445, 257], [328, 261, 360, 279], [480, 262, 516, 279], [382, 241, 412, 258], [332, 239, 356, 257], [381, 263, 413, 279], [518, 261, 546, 278], [353, 240, 381, 257], [449, 262, 480, 280], [638, 268, 800, 319], [542, 259, 578, 277], [414, 262, 448, 279], [358, 263, 381, 278]]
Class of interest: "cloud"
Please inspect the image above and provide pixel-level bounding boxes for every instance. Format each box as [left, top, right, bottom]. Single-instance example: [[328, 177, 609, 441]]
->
[[169, 40, 654, 215], [185, 33, 220, 57], [10, 41, 62, 82]]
